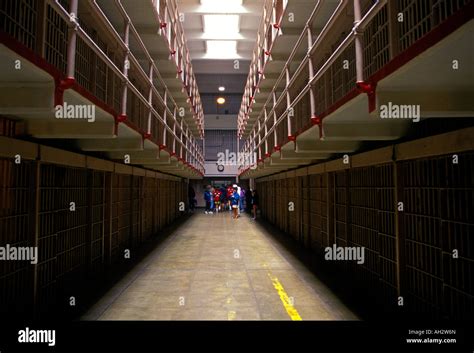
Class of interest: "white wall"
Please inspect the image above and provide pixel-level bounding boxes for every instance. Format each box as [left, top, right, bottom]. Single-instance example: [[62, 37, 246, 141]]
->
[[204, 115, 237, 129], [205, 162, 238, 177]]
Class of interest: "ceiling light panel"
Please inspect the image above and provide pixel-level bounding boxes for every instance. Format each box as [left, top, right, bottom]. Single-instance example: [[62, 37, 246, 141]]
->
[[205, 40, 238, 59], [203, 14, 240, 39], [200, 0, 244, 13]]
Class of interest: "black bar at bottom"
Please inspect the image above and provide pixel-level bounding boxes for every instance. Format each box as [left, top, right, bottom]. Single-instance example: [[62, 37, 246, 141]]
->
[[0, 320, 473, 353]]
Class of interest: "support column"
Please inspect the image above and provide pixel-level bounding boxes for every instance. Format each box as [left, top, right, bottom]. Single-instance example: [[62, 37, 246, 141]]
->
[[272, 92, 277, 148], [118, 21, 130, 122], [172, 108, 177, 155], [66, 0, 79, 80], [162, 90, 168, 149], [285, 66, 292, 138], [146, 63, 154, 138], [353, 0, 364, 84], [307, 27, 317, 120]]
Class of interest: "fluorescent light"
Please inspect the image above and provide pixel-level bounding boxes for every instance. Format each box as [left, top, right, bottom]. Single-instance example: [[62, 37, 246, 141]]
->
[[205, 40, 238, 59], [217, 97, 226, 104], [201, 0, 243, 8], [203, 14, 239, 39], [218, 86, 225, 92]]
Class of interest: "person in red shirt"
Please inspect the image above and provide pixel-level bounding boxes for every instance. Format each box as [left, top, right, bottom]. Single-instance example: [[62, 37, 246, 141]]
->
[[213, 188, 222, 213]]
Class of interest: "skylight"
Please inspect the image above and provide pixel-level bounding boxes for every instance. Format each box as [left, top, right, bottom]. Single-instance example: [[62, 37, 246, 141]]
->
[[200, 0, 243, 59], [203, 14, 240, 39], [205, 40, 238, 59], [200, 0, 244, 12]]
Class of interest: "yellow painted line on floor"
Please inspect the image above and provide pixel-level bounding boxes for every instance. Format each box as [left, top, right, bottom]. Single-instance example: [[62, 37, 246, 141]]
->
[[267, 273, 302, 321], [227, 310, 236, 320]]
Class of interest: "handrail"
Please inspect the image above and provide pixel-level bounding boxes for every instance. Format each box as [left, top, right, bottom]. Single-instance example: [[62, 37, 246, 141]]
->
[[239, 0, 388, 172], [244, 0, 344, 146], [48, 0, 204, 173], [239, 0, 346, 138]]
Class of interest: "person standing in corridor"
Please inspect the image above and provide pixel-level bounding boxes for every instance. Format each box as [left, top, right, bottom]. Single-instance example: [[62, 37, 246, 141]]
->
[[230, 186, 240, 219], [188, 185, 196, 212], [204, 186, 212, 214], [251, 190, 259, 220]]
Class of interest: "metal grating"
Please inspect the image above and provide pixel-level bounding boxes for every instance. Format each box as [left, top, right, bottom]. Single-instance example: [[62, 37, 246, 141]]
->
[[205, 130, 238, 161], [0, 0, 37, 50], [363, 5, 390, 79], [300, 176, 311, 248], [309, 174, 328, 253], [402, 157, 444, 317], [91, 171, 105, 272], [330, 42, 357, 105], [45, 4, 68, 74], [0, 158, 33, 313], [287, 177, 298, 241], [398, 0, 471, 52]]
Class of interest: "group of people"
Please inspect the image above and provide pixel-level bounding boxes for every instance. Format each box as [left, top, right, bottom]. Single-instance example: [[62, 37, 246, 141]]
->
[[203, 184, 259, 220]]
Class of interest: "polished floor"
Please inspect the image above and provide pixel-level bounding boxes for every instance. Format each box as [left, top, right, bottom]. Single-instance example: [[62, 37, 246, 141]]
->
[[83, 210, 358, 321]]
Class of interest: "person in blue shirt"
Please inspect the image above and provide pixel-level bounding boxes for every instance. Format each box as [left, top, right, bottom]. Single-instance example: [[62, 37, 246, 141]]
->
[[230, 187, 240, 219], [204, 186, 213, 214]]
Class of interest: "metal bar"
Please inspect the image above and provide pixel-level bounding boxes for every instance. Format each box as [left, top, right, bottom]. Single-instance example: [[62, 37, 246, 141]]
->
[[147, 63, 153, 135], [120, 21, 130, 118], [286, 67, 292, 137], [354, 0, 364, 83], [65, 0, 79, 79], [308, 27, 316, 118]]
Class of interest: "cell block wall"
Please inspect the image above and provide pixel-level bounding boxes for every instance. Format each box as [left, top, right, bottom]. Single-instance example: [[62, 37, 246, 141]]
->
[[401, 153, 474, 319], [0, 156, 188, 318], [0, 158, 33, 313], [256, 151, 474, 319]]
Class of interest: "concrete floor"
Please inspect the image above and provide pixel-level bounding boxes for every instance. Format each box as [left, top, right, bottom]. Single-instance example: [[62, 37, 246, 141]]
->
[[82, 211, 359, 321]]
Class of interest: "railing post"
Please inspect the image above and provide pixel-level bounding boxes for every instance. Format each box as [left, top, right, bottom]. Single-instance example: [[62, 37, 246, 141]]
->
[[66, 0, 79, 80], [162, 90, 168, 148], [119, 20, 130, 122], [264, 108, 269, 156], [172, 108, 177, 155], [185, 127, 189, 163], [146, 62, 154, 138], [307, 27, 317, 120], [353, 0, 364, 84], [180, 117, 184, 159], [272, 91, 277, 148], [285, 66, 292, 138], [258, 120, 262, 160]]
